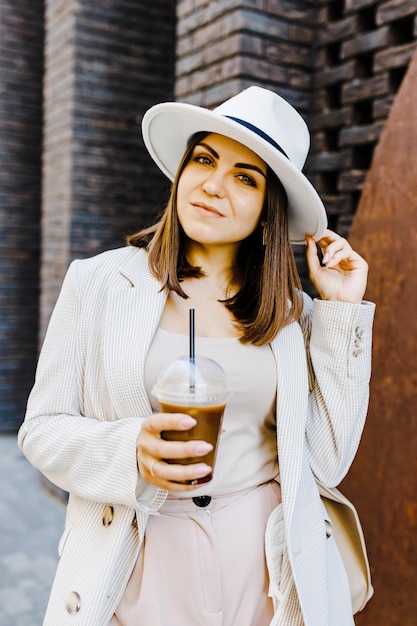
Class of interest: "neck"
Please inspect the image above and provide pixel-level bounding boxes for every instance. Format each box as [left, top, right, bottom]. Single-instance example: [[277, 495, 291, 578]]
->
[[185, 241, 237, 284], [183, 242, 241, 301]]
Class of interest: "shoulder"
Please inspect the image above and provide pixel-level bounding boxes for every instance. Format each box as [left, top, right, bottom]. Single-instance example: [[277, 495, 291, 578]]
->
[[74, 246, 143, 271], [72, 245, 146, 275], [69, 246, 150, 293]]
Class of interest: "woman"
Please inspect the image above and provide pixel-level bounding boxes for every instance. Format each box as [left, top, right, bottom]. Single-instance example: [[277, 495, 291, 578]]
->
[[18, 86, 375, 625]]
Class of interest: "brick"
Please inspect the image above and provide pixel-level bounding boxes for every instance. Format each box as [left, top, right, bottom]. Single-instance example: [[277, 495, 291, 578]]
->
[[308, 150, 352, 172], [265, 0, 314, 23], [317, 16, 358, 45], [374, 40, 417, 71], [341, 26, 392, 59], [337, 214, 354, 237], [376, 0, 417, 25], [345, 0, 379, 12], [264, 39, 312, 68], [315, 61, 356, 87], [338, 168, 367, 191], [176, 0, 195, 19], [342, 73, 389, 104], [235, 9, 291, 40], [339, 121, 384, 145], [373, 94, 395, 118], [312, 107, 354, 129], [320, 194, 352, 215]]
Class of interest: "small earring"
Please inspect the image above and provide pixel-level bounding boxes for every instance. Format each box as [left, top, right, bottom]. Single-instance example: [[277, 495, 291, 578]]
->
[[262, 223, 268, 246]]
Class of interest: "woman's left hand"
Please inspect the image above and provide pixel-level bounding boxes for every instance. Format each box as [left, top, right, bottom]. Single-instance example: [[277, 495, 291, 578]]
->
[[305, 230, 368, 304]]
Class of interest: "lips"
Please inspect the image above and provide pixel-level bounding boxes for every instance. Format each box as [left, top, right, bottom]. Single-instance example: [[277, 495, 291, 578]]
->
[[191, 201, 224, 217]]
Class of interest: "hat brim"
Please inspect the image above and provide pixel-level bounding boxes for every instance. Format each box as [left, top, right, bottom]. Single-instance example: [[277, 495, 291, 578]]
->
[[142, 102, 327, 245]]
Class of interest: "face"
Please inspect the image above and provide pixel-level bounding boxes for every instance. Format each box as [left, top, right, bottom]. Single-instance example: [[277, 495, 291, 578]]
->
[[176, 133, 267, 251]]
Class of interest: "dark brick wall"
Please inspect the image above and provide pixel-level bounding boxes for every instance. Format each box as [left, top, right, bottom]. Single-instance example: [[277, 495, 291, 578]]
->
[[41, 0, 176, 338], [309, 0, 417, 237], [0, 1, 44, 431], [176, 0, 316, 110]]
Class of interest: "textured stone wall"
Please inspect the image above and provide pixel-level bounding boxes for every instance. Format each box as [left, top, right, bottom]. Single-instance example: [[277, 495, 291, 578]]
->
[[0, 1, 44, 430]]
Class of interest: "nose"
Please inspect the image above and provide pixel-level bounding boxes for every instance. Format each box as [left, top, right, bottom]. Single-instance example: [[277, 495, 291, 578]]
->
[[202, 170, 226, 197]]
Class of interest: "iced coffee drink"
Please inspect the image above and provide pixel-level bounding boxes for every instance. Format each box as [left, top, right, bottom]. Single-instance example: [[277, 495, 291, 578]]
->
[[153, 355, 228, 484]]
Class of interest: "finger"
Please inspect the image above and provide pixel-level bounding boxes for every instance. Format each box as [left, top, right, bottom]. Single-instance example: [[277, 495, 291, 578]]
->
[[147, 459, 213, 491], [321, 239, 352, 267], [315, 228, 342, 246], [149, 459, 158, 477], [138, 437, 213, 481], [157, 439, 213, 460], [144, 413, 196, 434], [140, 427, 214, 461], [305, 235, 322, 277]]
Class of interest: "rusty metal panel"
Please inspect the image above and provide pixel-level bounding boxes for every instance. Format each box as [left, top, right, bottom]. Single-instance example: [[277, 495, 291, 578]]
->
[[342, 49, 417, 625]]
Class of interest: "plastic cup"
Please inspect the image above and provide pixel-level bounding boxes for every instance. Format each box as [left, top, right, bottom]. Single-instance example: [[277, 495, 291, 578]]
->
[[152, 355, 228, 484]]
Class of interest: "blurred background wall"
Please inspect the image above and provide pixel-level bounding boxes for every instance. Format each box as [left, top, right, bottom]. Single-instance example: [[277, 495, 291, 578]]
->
[[1, 1, 417, 622]]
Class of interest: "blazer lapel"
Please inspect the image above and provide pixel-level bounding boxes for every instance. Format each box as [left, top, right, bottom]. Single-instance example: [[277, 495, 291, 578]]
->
[[103, 250, 167, 419], [271, 321, 309, 520]]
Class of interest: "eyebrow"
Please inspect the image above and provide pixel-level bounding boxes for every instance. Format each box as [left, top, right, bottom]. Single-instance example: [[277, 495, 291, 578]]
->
[[235, 162, 267, 179], [197, 142, 267, 179]]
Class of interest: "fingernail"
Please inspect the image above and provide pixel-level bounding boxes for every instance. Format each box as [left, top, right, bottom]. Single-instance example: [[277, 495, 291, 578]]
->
[[180, 417, 196, 428], [322, 253, 329, 264], [195, 443, 213, 455], [194, 465, 212, 477]]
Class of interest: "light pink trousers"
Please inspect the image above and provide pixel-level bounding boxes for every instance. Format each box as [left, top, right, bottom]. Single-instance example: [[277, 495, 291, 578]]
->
[[110, 481, 282, 626]]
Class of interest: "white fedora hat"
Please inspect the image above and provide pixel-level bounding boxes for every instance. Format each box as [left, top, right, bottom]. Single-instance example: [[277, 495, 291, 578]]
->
[[142, 86, 327, 244]]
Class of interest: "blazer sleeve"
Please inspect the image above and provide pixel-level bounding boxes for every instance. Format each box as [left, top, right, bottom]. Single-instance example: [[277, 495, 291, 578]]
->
[[18, 260, 164, 513], [299, 294, 376, 486]]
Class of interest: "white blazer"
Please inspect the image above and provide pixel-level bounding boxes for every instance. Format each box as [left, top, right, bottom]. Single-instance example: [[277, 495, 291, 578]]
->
[[18, 246, 375, 626]]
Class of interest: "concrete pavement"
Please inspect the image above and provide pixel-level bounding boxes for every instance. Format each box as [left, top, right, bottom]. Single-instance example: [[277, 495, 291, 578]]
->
[[0, 433, 66, 626]]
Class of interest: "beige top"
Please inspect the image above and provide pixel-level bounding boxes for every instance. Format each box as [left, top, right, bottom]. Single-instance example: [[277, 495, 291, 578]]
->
[[145, 327, 279, 496]]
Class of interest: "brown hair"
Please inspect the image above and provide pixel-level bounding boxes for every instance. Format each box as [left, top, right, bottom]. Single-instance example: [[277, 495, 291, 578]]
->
[[127, 132, 303, 345]]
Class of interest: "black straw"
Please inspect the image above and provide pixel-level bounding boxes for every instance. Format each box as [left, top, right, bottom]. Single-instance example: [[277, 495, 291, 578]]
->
[[189, 308, 195, 392]]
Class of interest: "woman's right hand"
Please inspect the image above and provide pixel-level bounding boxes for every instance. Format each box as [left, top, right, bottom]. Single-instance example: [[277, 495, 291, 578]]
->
[[136, 413, 213, 492]]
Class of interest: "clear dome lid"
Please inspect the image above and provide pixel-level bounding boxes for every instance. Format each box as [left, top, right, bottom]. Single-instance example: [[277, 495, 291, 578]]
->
[[152, 355, 228, 405]]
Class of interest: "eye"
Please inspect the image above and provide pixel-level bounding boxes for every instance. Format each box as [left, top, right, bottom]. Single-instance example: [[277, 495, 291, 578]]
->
[[194, 153, 214, 166], [236, 173, 257, 187]]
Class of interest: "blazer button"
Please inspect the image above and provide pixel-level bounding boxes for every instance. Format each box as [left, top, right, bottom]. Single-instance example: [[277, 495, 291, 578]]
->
[[102, 504, 114, 526], [325, 519, 333, 538], [65, 591, 81, 614]]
